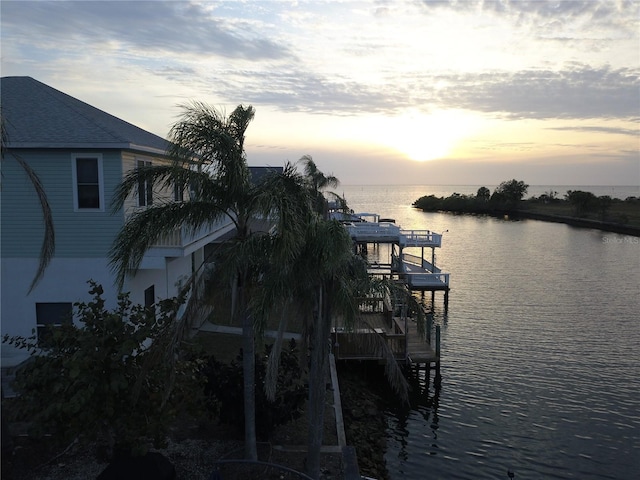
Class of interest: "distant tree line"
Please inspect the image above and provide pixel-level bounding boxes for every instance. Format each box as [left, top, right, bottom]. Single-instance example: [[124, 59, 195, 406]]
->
[[413, 179, 639, 222]]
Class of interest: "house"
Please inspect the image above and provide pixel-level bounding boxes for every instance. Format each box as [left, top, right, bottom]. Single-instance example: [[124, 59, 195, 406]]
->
[[0, 76, 236, 371]]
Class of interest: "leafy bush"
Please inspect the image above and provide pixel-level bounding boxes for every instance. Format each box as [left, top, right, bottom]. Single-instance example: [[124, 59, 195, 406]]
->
[[202, 339, 306, 439], [2, 281, 202, 459], [565, 190, 598, 217]]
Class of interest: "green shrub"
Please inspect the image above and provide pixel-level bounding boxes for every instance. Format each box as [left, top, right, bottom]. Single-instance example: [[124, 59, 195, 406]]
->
[[202, 339, 306, 439], [2, 281, 202, 459]]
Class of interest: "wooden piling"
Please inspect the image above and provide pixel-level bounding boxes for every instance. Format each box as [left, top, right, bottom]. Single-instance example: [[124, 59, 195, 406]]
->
[[435, 325, 442, 386], [444, 289, 449, 313]]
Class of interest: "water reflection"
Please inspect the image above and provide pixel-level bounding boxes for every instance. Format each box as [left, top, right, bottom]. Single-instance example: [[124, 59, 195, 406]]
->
[[341, 186, 640, 479]]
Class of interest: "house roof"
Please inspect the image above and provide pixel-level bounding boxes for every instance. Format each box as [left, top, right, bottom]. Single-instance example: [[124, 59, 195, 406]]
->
[[1, 76, 169, 155], [248, 166, 284, 184]]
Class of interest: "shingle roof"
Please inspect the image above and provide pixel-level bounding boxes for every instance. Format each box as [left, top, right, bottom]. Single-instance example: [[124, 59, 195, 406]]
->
[[1, 76, 169, 154]]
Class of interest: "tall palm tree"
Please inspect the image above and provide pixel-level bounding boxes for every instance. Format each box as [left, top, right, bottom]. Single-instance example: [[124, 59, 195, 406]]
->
[[109, 102, 312, 460], [303, 219, 370, 479], [254, 163, 415, 479], [298, 155, 339, 217], [1, 113, 55, 293]]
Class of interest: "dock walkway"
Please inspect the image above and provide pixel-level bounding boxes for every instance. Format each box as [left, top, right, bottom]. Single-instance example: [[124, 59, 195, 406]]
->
[[333, 313, 438, 365]]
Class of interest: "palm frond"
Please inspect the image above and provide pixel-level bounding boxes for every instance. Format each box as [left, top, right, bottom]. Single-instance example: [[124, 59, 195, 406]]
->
[[2, 114, 56, 293], [348, 316, 410, 401], [109, 201, 228, 287], [14, 155, 56, 293], [167, 102, 253, 197]]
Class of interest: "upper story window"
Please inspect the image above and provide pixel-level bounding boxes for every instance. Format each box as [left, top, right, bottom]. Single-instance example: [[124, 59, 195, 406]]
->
[[72, 154, 104, 211], [137, 160, 153, 207]]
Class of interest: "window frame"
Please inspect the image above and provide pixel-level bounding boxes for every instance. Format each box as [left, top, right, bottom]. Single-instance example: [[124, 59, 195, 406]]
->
[[71, 154, 104, 211], [137, 160, 153, 207], [35, 302, 73, 345]]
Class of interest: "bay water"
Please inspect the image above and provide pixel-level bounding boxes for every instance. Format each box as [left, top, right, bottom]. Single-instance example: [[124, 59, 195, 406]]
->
[[340, 185, 640, 480]]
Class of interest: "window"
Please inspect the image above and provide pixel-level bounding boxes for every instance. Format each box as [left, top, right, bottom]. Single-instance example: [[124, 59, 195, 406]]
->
[[36, 302, 73, 345], [137, 160, 153, 207], [173, 183, 183, 202], [144, 285, 155, 309], [72, 155, 103, 210]]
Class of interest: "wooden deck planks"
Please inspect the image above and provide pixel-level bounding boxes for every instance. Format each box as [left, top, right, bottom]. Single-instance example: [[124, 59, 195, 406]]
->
[[404, 320, 438, 363], [334, 313, 438, 364]]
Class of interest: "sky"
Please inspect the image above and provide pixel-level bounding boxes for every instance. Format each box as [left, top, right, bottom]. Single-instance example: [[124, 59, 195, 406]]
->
[[1, 0, 639, 186]]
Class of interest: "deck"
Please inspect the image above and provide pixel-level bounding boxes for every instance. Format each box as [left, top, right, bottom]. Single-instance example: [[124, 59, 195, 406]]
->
[[333, 313, 438, 364], [402, 262, 450, 290], [345, 222, 442, 247]]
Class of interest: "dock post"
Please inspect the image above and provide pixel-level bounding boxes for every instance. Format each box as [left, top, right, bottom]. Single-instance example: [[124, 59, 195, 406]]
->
[[444, 289, 449, 313], [424, 361, 431, 392], [435, 325, 442, 386], [426, 314, 432, 345]]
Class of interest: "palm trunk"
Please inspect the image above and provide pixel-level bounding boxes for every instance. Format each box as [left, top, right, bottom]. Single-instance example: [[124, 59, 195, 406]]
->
[[265, 301, 290, 402], [306, 284, 331, 479], [238, 273, 258, 460]]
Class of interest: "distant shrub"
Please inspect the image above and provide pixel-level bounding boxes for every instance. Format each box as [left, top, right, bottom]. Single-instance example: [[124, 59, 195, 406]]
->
[[413, 194, 442, 211], [565, 190, 598, 217]]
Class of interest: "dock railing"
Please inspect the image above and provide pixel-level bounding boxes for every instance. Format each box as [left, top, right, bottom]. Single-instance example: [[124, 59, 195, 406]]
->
[[402, 253, 441, 273], [405, 272, 450, 288], [345, 221, 400, 239], [399, 230, 442, 247]]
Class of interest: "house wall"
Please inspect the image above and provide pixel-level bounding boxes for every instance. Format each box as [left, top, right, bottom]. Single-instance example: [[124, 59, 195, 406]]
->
[[1, 148, 216, 368], [0, 257, 118, 366], [124, 254, 193, 307], [1, 149, 125, 258]]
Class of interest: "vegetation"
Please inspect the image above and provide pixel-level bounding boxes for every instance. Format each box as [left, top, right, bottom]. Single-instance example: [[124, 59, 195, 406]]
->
[[249, 156, 381, 478], [2, 282, 202, 460], [5, 99, 424, 478], [201, 340, 306, 440], [413, 180, 640, 230], [109, 102, 313, 462], [107, 102, 380, 478], [490, 179, 529, 208]]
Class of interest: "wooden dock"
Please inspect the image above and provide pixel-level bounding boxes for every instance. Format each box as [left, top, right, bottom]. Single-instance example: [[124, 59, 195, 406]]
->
[[333, 313, 439, 366], [341, 219, 451, 311]]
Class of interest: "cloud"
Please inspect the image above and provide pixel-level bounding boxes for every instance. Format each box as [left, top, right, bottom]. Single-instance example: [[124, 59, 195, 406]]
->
[[430, 65, 640, 120], [548, 126, 639, 137], [420, 0, 639, 37], [1, 1, 292, 61], [149, 61, 638, 121]]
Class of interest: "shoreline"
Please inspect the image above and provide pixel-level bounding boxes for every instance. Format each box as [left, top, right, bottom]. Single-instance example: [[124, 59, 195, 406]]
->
[[507, 210, 640, 236], [414, 207, 640, 237]]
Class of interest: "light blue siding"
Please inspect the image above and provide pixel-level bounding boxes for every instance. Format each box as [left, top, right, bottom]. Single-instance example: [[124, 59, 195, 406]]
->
[[1, 149, 125, 257]]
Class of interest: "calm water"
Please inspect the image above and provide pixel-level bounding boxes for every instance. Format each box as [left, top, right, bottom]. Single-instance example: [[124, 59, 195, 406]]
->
[[340, 185, 640, 480]]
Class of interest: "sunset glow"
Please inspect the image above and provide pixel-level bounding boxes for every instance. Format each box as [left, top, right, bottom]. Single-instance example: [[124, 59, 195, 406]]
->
[[1, 0, 637, 185]]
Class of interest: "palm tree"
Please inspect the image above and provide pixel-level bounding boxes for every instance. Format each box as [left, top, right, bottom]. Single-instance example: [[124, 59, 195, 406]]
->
[[254, 163, 416, 479], [298, 155, 339, 217], [109, 102, 312, 460], [1, 113, 55, 293], [303, 219, 369, 479]]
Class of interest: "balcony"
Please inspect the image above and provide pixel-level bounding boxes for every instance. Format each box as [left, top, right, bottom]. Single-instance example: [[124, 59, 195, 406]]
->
[[145, 217, 235, 259]]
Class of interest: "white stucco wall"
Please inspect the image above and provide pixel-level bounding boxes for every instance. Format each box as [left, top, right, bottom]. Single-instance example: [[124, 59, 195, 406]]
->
[[1, 251, 197, 367], [1, 257, 118, 366]]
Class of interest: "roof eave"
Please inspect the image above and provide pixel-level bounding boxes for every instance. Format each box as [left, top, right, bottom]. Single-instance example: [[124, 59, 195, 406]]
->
[[5, 142, 169, 156]]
